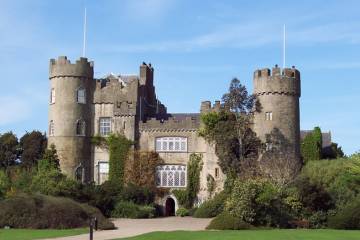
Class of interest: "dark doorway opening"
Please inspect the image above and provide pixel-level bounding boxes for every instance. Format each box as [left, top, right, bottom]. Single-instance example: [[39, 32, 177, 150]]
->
[[165, 197, 175, 216]]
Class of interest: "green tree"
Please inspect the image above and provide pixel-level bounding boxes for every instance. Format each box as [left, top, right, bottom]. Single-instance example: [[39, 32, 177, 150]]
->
[[260, 128, 302, 186], [301, 126, 322, 162], [31, 144, 63, 194], [0, 132, 19, 170], [200, 78, 261, 177], [19, 131, 47, 168]]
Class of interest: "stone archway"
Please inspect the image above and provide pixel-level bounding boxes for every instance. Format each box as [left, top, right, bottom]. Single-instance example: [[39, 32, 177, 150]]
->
[[165, 197, 175, 216]]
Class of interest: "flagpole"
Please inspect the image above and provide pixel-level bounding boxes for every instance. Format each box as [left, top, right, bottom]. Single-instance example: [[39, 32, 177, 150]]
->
[[82, 7, 87, 57], [283, 24, 286, 69]]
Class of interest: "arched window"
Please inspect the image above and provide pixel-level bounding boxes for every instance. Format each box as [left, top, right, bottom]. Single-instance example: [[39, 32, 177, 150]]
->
[[75, 164, 84, 182], [76, 119, 86, 136], [156, 165, 187, 187], [77, 87, 86, 104], [49, 120, 54, 136]]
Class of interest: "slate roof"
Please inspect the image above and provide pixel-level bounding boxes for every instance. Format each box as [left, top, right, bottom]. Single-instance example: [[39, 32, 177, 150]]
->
[[300, 130, 332, 148]]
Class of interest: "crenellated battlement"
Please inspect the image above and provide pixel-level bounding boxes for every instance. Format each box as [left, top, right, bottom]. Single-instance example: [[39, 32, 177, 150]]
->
[[140, 115, 200, 132], [200, 100, 223, 113], [49, 56, 94, 79], [253, 65, 301, 97]]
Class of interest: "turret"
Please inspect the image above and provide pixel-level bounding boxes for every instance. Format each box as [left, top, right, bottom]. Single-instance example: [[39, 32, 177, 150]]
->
[[48, 56, 94, 181], [253, 65, 301, 162]]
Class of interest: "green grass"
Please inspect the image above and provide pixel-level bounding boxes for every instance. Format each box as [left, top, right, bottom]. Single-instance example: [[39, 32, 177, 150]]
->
[[0, 228, 88, 240], [117, 230, 360, 240]]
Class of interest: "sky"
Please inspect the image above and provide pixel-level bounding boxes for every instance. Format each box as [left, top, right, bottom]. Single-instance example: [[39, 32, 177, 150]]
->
[[0, 0, 359, 155]]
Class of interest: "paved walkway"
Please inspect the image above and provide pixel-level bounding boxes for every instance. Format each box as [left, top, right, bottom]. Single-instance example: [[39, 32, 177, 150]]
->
[[44, 217, 212, 240]]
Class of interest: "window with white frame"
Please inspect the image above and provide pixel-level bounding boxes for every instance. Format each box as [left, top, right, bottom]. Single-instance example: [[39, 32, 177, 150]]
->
[[265, 112, 273, 121], [49, 120, 54, 136], [155, 137, 187, 152], [76, 119, 86, 136], [50, 88, 55, 104], [99, 117, 111, 136], [97, 161, 109, 184], [155, 165, 186, 187], [77, 87, 86, 104]]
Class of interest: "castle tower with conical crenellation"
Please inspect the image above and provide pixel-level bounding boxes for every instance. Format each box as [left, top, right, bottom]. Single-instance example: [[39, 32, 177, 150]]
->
[[48, 56, 94, 181], [253, 65, 301, 163]]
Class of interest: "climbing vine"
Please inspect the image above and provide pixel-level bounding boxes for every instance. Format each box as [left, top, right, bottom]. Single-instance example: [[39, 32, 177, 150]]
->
[[92, 134, 133, 187], [186, 153, 203, 208]]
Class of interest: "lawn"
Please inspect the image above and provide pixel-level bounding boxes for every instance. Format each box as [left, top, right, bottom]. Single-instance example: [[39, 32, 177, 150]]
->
[[0, 228, 88, 240], [118, 229, 360, 240]]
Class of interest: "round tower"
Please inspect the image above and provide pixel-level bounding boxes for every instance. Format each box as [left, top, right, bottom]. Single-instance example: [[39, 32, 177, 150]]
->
[[253, 65, 301, 162], [48, 56, 94, 181]]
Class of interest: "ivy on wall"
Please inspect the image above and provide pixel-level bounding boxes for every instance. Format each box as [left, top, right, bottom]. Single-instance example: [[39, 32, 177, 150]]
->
[[92, 134, 133, 187], [301, 127, 322, 163], [172, 153, 203, 209]]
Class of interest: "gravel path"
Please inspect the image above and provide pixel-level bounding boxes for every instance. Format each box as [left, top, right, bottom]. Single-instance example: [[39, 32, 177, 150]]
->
[[43, 217, 212, 240]]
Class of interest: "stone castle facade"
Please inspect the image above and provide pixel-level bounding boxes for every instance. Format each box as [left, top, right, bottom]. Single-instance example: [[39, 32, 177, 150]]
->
[[48, 56, 301, 214]]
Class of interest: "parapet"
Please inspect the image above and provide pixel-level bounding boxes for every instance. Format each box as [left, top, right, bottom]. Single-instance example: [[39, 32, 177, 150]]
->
[[140, 114, 200, 132], [253, 65, 301, 97], [49, 56, 94, 79], [200, 100, 223, 113]]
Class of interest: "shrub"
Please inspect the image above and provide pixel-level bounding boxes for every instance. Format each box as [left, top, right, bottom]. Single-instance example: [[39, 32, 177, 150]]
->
[[111, 201, 155, 218], [120, 183, 155, 205], [206, 212, 252, 230], [172, 189, 188, 207], [193, 191, 227, 218], [308, 211, 329, 229], [0, 194, 114, 229], [176, 207, 189, 217], [0, 170, 9, 199], [299, 158, 359, 207], [328, 200, 360, 229]]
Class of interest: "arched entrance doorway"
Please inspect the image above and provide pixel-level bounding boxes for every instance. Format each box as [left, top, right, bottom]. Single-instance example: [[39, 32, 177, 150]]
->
[[165, 197, 175, 216]]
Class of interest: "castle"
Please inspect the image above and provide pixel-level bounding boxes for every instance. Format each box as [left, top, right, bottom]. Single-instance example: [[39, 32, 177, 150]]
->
[[48, 56, 301, 215]]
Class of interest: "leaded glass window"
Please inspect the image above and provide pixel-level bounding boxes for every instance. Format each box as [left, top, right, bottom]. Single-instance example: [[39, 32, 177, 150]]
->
[[99, 117, 111, 136], [155, 137, 187, 152], [155, 165, 186, 187]]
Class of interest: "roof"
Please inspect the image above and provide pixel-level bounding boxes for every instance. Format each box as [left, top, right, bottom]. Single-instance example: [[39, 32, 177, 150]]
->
[[300, 130, 332, 148]]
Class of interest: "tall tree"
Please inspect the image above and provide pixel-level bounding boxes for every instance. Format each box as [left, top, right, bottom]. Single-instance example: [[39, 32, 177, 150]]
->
[[0, 132, 19, 169], [200, 78, 261, 177], [19, 131, 47, 168], [260, 128, 302, 186]]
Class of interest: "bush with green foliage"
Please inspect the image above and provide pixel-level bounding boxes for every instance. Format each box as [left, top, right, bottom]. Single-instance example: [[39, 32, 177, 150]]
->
[[111, 201, 155, 218], [328, 200, 360, 229], [176, 207, 189, 217], [300, 157, 360, 208], [206, 212, 252, 230], [193, 191, 227, 218], [119, 183, 155, 205], [225, 178, 293, 227], [0, 170, 9, 199], [172, 189, 188, 207], [301, 127, 322, 162], [0, 194, 114, 229]]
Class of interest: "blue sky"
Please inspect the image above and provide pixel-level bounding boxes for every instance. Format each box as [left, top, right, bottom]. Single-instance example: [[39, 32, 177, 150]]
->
[[0, 0, 359, 155]]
